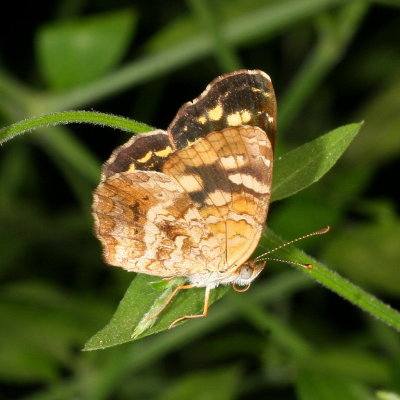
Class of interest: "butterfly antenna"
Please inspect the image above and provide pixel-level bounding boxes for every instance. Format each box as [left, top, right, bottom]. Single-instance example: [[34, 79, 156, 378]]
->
[[254, 226, 330, 268]]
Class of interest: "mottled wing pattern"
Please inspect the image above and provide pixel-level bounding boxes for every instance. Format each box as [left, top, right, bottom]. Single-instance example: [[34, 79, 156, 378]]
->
[[93, 170, 222, 276], [162, 125, 273, 273], [169, 70, 276, 150]]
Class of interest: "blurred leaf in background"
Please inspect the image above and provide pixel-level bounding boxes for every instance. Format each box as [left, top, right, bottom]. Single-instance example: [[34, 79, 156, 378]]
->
[[36, 9, 137, 90], [0, 0, 400, 399]]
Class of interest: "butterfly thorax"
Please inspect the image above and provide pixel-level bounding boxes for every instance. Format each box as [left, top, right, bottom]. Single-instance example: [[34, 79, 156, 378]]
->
[[187, 260, 266, 289]]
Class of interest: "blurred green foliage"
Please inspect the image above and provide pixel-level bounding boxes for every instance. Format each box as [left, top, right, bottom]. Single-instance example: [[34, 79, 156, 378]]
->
[[0, 0, 400, 399]]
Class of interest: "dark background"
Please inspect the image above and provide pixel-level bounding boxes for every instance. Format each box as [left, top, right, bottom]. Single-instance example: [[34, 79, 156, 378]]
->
[[1, 1, 400, 399]]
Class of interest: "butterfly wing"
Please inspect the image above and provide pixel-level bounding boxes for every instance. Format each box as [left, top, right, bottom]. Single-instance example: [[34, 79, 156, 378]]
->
[[102, 129, 176, 178], [168, 69, 276, 150], [93, 70, 276, 277], [162, 126, 273, 273], [93, 170, 222, 276]]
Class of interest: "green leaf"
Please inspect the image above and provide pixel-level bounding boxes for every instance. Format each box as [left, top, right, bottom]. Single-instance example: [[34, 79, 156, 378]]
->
[[347, 75, 400, 166], [271, 122, 362, 202], [296, 369, 373, 400], [377, 391, 400, 400], [297, 347, 391, 385], [36, 10, 136, 90], [322, 216, 400, 296], [155, 366, 240, 400], [84, 274, 229, 350], [0, 280, 112, 381], [0, 341, 58, 383]]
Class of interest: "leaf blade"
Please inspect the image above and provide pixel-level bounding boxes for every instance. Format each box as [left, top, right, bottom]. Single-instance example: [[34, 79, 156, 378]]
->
[[84, 275, 229, 350], [36, 10, 137, 90], [272, 122, 362, 202]]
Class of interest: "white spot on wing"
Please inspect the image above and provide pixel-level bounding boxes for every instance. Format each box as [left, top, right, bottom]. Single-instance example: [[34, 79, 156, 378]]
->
[[228, 173, 270, 194], [220, 155, 246, 169], [205, 190, 231, 206], [177, 174, 204, 191]]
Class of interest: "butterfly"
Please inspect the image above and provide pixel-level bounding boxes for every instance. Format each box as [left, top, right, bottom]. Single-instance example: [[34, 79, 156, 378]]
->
[[93, 70, 327, 328]]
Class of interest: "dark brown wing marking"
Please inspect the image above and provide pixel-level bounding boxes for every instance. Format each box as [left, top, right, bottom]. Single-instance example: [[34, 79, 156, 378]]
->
[[168, 70, 276, 150], [103, 130, 176, 178]]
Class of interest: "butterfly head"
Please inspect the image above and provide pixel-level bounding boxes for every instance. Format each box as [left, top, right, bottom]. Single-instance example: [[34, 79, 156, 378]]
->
[[232, 260, 266, 292]]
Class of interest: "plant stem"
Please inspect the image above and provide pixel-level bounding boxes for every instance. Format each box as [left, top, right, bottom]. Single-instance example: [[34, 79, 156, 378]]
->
[[0, 110, 153, 144]]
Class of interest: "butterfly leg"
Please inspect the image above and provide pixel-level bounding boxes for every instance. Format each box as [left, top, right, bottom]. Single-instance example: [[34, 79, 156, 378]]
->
[[168, 286, 211, 329], [146, 284, 195, 322]]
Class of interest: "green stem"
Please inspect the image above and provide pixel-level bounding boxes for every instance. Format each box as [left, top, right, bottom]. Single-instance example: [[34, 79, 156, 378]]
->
[[261, 229, 400, 332], [188, 0, 242, 71], [39, 0, 350, 111], [0, 68, 33, 107], [35, 126, 101, 186], [311, 264, 400, 331], [230, 292, 312, 358], [0, 110, 153, 144]]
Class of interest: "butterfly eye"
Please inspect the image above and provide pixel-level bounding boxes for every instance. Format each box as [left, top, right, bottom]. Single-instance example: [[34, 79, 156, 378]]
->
[[239, 265, 253, 280]]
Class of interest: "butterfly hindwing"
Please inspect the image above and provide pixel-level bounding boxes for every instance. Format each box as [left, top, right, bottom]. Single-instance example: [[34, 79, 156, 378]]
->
[[103, 130, 175, 178], [93, 170, 222, 276]]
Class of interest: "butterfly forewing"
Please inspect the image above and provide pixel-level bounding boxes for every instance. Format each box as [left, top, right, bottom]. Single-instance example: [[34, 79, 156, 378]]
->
[[162, 126, 273, 272]]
